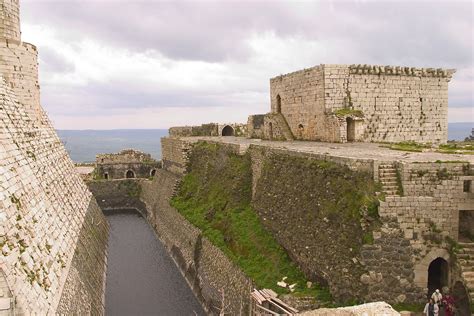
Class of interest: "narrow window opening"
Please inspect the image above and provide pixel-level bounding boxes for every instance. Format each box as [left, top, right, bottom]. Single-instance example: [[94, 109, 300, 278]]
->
[[463, 180, 472, 193], [276, 95, 282, 113]]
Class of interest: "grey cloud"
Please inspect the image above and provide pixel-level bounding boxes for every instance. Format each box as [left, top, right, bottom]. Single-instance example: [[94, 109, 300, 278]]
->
[[22, 0, 473, 66], [38, 46, 75, 73], [24, 0, 473, 119]]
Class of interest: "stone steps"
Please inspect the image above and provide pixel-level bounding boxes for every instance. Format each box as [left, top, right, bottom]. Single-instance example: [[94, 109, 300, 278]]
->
[[458, 242, 474, 301], [378, 163, 399, 196]]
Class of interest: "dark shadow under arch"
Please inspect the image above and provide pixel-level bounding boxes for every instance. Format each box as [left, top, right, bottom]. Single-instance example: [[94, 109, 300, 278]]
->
[[126, 170, 135, 179], [428, 257, 449, 296], [221, 125, 234, 136]]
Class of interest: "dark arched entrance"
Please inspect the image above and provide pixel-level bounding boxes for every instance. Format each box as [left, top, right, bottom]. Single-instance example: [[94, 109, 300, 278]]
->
[[221, 125, 234, 136], [150, 169, 156, 177], [126, 170, 135, 179], [428, 257, 449, 296], [276, 95, 281, 113], [104, 173, 109, 180], [346, 117, 355, 142], [452, 281, 470, 316]]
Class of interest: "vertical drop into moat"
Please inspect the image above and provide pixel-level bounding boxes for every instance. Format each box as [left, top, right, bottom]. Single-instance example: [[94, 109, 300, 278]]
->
[[104, 210, 204, 315]]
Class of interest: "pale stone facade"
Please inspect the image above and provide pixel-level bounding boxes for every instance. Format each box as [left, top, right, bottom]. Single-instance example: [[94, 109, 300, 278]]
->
[[95, 149, 160, 179], [0, 1, 108, 314], [258, 64, 455, 144]]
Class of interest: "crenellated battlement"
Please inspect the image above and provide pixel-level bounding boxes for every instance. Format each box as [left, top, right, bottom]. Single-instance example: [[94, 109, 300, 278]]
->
[[348, 64, 456, 79]]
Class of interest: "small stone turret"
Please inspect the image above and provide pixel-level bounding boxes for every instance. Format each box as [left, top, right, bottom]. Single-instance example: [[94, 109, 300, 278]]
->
[[0, 0, 40, 114], [0, 0, 20, 41]]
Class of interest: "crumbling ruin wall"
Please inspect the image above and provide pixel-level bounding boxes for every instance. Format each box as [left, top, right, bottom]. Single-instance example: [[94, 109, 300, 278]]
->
[[95, 149, 161, 180]]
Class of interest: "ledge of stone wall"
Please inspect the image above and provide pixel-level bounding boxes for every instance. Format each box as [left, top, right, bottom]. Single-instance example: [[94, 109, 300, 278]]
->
[[56, 198, 109, 314], [140, 169, 253, 315]]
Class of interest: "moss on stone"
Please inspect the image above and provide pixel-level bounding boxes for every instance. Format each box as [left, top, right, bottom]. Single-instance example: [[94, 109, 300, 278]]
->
[[171, 141, 331, 301], [334, 108, 363, 118]]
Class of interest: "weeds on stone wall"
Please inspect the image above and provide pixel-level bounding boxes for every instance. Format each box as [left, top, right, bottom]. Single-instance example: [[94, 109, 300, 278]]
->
[[334, 108, 363, 118], [382, 141, 431, 152], [118, 180, 141, 198], [171, 142, 331, 301], [395, 168, 404, 196]]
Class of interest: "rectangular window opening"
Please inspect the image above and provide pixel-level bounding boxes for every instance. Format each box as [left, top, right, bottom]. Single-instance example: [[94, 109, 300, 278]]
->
[[464, 180, 472, 193]]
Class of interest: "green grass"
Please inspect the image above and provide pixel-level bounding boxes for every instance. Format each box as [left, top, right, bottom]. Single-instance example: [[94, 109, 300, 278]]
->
[[334, 108, 364, 117], [171, 142, 331, 301], [381, 141, 474, 155], [381, 141, 431, 152], [438, 142, 474, 155]]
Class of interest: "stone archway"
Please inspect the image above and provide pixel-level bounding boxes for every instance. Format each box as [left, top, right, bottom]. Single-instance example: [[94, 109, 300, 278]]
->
[[452, 281, 471, 316], [221, 125, 234, 136], [150, 169, 156, 177], [126, 170, 135, 178], [414, 248, 450, 292], [428, 257, 449, 295]]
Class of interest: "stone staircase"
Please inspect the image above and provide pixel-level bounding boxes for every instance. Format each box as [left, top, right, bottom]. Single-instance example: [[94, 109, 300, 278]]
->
[[458, 242, 474, 301], [378, 163, 399, 196]]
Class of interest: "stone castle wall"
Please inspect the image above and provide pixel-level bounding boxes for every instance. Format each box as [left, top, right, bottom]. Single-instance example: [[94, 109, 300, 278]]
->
[[0, 1, 108, 313], [159, 137, 474, 306], [0, 77, 108, 313], [270, 66, 325, 140], [139, 171, 254, 314], [268, 64, 454, 144], [161, 137, 192, 175], [95, 149, 161, 180], [0, 40, 40, 114], [0, 0, 20, 41], [324, 64, 451, 143]]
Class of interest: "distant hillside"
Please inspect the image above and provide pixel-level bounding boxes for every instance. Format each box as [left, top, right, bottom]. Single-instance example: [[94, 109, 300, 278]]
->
[[448, 122, 473, 141]]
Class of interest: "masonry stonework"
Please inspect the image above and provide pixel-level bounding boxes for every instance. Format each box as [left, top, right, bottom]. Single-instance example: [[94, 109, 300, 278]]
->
[[95, 149, 160, 180], [160, 136, 474, 311], [0, 1, 108, 313], [262, 64, 455, 144]]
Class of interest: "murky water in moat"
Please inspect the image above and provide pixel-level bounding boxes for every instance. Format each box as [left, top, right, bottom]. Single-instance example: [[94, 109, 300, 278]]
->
[[104, 210, 205, 316]]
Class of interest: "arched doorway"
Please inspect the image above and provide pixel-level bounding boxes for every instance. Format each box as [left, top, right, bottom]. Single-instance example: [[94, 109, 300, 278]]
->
[[126, 170, 135, 178], [298, 124, 304, 139], [104, 173, 109, 180], [452, 281, 471, 316], [268, 122, 273, 140], [150, 169, 156, 177], [221, 125, 234, 136], [276, 95, 281, 113], [428, 257, 449, 296], [346, 117, 355, 142]]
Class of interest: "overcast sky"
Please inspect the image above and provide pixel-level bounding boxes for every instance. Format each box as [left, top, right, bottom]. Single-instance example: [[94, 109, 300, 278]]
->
[[21, 0, 473, 129]]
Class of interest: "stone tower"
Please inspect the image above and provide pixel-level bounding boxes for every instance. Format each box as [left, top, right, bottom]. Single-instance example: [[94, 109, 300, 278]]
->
[[0, 0, 109, 313], [0, 0, 41, 114]]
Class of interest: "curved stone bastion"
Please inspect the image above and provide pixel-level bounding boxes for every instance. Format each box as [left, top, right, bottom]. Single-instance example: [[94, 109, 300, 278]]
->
[[0, 1, 108, 313]]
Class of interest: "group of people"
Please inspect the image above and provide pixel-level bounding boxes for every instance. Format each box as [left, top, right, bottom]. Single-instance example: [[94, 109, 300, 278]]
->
[[423, 289, 456, 316]]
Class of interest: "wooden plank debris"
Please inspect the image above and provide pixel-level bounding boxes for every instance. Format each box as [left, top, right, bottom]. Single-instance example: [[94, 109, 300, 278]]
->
[[250, 289, 299, 316]]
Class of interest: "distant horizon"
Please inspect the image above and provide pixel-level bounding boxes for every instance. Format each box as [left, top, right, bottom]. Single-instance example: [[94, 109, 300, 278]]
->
[[57, 121, 473, 132]]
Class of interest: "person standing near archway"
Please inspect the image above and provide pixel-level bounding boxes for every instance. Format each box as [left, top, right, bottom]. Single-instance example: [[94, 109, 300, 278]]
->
[[424, 298, 439, 316]]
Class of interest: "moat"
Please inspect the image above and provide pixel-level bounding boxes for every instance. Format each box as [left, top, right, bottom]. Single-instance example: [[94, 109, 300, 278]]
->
[[104, 209, 204, 316]]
